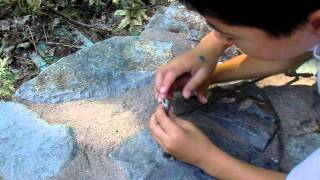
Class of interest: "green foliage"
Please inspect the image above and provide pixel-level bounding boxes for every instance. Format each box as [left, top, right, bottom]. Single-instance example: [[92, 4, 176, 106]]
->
[[0, 0, 108, 15], [0, 54, 16, 100], [114, 8, 148, 33], [0, 0, 41, 14], [113, 0, 153, 34], [1, 0, 162, 33]]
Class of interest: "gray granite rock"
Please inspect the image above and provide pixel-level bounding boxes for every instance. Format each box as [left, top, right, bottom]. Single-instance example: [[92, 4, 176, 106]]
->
[[191, 83, 278, 151], [264, 85, 320, 138], [15, 36, 173, 103], [109, 109, 278, 180], [263, 133, 281, 164], [146, 2, 211, 42], [141, 28, 195, 55], [184, 111, 278, 170], [281, 133, 320, 172], [145, 2, 242, 61], [109, 85, 279, 179], [0, 101, 75, 180], [109, 129, 214, 180], [260, 75, 320, 171], [199, 101, 277, 151]]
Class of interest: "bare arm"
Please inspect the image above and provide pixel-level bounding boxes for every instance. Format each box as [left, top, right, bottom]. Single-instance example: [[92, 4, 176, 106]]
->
[[211, 52, 312, 83]]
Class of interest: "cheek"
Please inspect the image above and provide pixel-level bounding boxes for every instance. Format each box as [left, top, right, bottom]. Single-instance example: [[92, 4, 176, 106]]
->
[[235, 41, 300, 61]]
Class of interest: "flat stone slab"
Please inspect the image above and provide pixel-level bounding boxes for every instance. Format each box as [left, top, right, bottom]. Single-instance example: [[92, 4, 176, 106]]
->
[[15, 36, 173, 104], [197, 100, 277, 151], [0, 102, 75, 180], [260, 76, 320, 171], [172, 84, 278, 151], [264, 84, 320, 137], [185, 111, 278, 170]]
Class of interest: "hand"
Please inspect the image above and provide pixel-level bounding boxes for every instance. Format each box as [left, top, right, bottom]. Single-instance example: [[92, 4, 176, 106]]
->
[[149, 106, 215, 166], [155, 50, 217, 104]]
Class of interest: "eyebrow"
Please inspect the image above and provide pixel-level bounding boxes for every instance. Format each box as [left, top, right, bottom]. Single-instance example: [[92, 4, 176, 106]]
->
[[205, 20, 236, 37]]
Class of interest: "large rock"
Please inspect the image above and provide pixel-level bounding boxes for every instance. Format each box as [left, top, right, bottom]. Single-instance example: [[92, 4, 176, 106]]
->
[[185, 110, 278, 170], [15, 36, 174, 103], [109, 129, 214, 180], [146, 2, 211, 42], [0, 102, 75, 180], [109, 84, 279, 179], [141, 28, 195, 55], [197, 100, 277, 151], [264, 84, 320, 138], [258, 74, 320, 171]]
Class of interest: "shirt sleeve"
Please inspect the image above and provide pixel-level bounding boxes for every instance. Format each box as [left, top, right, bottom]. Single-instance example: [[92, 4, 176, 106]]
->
[[286, 148, 320, 180]]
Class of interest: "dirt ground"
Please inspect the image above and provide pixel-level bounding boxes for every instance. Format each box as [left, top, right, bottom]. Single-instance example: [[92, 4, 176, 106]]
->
[[24, 84, 157, 179]]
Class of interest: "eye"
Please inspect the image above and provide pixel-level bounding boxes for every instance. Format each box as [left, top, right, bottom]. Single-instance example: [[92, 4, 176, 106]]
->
[[225, 37, 235, 41]]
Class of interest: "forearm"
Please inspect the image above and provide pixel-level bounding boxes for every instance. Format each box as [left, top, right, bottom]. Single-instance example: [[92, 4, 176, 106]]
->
[[198, 145, 286, 180], [190, 31, 229, 64], [211, 52, 312, 83]]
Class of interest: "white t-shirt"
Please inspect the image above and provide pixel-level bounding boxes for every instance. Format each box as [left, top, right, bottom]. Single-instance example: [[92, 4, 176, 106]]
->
[[286, 148, 320, 180], [286, 44, 320, 180]]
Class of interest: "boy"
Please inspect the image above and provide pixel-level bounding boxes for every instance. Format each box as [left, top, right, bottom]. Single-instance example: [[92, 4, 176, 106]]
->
[[149, 1, 320, 179]]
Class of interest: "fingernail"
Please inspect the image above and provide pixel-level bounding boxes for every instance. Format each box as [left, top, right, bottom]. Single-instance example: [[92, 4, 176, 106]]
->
[[160, 93, 166, 99], [183, 91, 191, 99], [160, 86, 166, 93]]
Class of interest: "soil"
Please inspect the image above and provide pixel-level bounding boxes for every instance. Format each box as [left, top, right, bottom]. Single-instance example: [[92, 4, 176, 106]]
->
[[0, 1, 170, 101]]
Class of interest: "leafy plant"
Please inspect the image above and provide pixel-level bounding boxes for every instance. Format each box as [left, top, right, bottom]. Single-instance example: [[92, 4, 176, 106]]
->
[[0, 0, 108, 15], [0, 56, 16, 100], [113, 0, 152, 33], [114, 8, 148, 33]]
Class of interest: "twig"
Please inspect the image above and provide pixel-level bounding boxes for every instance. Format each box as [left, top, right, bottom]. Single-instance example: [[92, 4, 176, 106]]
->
[[26, 25, 38, 54], [36, 41, 82, 49], [42, 24, 48, 42]]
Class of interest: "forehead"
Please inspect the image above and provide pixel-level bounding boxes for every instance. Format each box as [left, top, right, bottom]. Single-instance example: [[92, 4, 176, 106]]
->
[[205, 16, 274, 38]]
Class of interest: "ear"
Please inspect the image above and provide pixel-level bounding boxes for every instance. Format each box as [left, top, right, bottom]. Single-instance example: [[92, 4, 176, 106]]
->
[[308, 10, 320, 37]]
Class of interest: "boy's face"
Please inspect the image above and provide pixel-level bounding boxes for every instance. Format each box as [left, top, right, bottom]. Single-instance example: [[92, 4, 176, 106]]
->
[[206, 17, 319, 61]]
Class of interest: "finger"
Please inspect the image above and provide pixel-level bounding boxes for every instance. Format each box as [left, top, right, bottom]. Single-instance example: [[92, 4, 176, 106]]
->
[[183, 69, 208, 99], [154, 86, 161, 103], [196, 89, 208, 104], [149, 115, 168, 144], [174, 118, 193, 130], [160, 70, 179, 98], [166, 74, 191, 100], [168, 107, 176, 117], [155, 68, 165, 99], [149, 126, 165, 147], [154, 106, 178, 134], [149, 129, 166, 150]]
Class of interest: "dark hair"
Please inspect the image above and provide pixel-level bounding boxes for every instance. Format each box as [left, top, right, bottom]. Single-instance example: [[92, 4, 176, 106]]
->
[[180, 0, 320, 37]]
